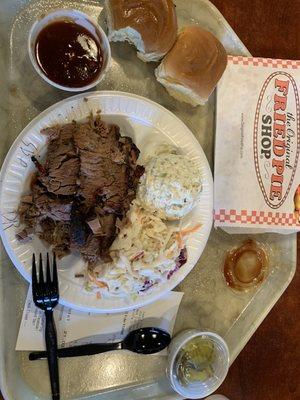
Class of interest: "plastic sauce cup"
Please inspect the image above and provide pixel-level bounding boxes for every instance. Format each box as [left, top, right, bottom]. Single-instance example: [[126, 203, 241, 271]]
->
[[28, 9, 111, 92], [167, 329, 230, 399]]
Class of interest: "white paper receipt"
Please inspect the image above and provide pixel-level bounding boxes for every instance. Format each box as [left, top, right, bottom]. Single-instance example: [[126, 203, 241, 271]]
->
[[16, 289, 183, 351], [215, 56, 300, 233]]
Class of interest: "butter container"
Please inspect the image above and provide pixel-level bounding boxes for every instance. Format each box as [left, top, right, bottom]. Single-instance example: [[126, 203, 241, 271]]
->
[[214, 56, 300, 233]]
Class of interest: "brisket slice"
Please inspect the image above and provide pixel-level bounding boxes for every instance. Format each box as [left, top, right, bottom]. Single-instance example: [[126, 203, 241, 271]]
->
[[39, 218, 71, 258], [70, 117, 144, 263], [18, 181, 73, 254], [17, 115, 144, 265], [39, 123, 80, 196], [73, 120, 129, 208], [19, 182, 72, 225]]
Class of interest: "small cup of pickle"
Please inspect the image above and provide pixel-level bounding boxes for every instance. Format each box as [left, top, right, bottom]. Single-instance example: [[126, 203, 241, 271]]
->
[[167, 330, 229, 399]]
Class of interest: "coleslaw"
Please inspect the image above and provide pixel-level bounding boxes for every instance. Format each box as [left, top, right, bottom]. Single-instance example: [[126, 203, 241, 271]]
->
[[86, 201, 201, 297]]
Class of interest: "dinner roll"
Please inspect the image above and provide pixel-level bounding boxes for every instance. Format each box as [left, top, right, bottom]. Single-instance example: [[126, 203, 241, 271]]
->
[[155, 25, 227, 106], [105, 0, 178, 62]]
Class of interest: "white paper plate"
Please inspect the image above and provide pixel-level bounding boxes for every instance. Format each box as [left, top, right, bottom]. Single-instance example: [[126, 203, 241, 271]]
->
[[0, 91, 213, 313]]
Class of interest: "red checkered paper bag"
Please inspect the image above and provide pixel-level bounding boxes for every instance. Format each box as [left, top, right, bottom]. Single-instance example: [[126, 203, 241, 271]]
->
[[214, 56, 300, 233]]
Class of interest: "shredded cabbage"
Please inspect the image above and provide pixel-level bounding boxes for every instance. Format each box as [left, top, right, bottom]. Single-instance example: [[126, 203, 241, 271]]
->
[[86, 201, 194, 297]]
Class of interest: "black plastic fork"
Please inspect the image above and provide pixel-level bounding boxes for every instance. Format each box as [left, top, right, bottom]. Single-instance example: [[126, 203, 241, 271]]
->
[[32, 253, 60, 400]]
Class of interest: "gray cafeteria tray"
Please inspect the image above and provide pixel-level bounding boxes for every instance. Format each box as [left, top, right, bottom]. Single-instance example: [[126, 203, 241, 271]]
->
[[0, 0, 296, 399]]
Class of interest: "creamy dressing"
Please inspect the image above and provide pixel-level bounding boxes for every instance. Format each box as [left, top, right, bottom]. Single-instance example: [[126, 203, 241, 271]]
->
[[138, 153, 202, 219]]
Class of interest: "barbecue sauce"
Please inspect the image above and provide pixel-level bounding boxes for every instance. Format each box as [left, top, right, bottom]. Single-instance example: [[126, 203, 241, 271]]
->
[[223, 239, 269, 292], [35, 20, 103, 87]]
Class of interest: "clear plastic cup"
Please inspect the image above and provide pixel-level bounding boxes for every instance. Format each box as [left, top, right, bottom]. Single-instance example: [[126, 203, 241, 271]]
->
[[167, 330, 229, 399], [28, 9, 111, 92]]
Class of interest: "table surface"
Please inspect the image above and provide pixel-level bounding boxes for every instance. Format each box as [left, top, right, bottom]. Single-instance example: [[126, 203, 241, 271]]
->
[[210, 1, 300, 399], [1, 1, 299, 400]]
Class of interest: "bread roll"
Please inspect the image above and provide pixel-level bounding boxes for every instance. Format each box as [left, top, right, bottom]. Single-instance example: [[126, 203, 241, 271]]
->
[[105, 0, 177, 62], [155, 26, 227, 106]]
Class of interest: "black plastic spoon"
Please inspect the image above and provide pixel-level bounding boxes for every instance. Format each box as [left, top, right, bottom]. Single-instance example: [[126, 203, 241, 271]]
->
[[29, 327, 171, 361]]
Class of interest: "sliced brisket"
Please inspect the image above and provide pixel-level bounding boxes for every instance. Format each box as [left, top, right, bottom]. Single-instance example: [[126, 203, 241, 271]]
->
[[17, 115, 143, 265], [40, 123, 79, 196]]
